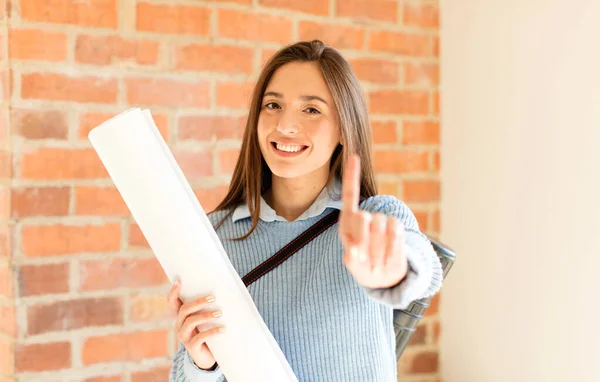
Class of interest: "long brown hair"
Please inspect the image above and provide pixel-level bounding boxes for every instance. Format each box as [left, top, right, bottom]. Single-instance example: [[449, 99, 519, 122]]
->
[[211, 40, 377, 239]]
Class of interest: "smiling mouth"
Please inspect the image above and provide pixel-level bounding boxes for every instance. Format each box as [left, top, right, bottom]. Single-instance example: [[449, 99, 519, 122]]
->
[[271, 142, 308, 153]]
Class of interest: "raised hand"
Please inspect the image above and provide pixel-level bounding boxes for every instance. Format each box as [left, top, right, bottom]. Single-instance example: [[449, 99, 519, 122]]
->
[[339, 155, 408, 289]]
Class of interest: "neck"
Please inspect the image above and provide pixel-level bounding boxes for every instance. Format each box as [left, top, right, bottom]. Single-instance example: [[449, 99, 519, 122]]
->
[[264, 169, 330, 222]]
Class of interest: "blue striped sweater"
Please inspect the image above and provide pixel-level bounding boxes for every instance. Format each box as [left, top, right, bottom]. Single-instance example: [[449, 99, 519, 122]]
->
[[169, 184, 443, 382]]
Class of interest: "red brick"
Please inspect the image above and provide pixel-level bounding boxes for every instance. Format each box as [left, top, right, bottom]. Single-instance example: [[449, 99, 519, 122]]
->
[[412, 209, 429, 232], [433, 320, 441, 343], [27, 297, 123, 335], [79, 112, 113, 138], [403, 3, 439, 29], [0, 69, 10, 103], [259, 0, 329, 15], [20, 147, 108, 180], [75, 35, 159, 66], [0, 262, 11, 297], [130, 293, 171, 323], [261, 48, 279, 68], [218, 9, 293, 44], [426, 293, 440, 316], [0, 303, 16, 338], [128, 223, 149, 248], [0, 186, 7, 219], [125, 77, 210, 108], [0, 339, 13, 375], [376, 181, 397, 196], [216, 81, 255, 109], [374, 150, 429, 174], [371, 121, 397, 144], [409, 324, 427, 345], [0, 108, 9, 143], [79, 112, 169, 142], [433, 91, 440, 115], [403, 120, 440, 145], [336, 0, 397, 23], [11, 108, 68, 140], [131, 366, 171, 382], [369, 90, 429, 115], [79, 257, 167, 291], [431, 150, 440, 171], [349, 58, 398, 84], [0, 150, 10, 180], [15, 341, 71, 372], [82, 330, 168, 365], [174, 44, 253, 75], [20, 0, 117, 28], [205, 0, 251, 3], [9, 29, 68, 61], [22, 223, 121, 257], [21, 73, 118, 104], [433, 36, 440, 57], [403, 179, 440, 203], [409, 351, 438, 373], [19, 263, 69, 297], [75, 186, 129, 216], [136, 3, 210, 35], [404, 62, 439, 86], [84, 376, 122, 382], [173, 148, 213, 178], [298, 21, 365, 50], [368, 31, 431, 56], [11, 187, 70, 218], [218, 149, 240, 174], [178, 115, 246, 142], [0, 226, 10, 259]]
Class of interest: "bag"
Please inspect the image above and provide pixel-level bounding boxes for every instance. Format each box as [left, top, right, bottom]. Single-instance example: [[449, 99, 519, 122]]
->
[[241, 209, 455, 361], [242, 209, 340, 287]]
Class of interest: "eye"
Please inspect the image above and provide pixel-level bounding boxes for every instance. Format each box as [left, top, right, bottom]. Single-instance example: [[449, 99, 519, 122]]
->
[[304, 107, 321, 114], [264, 102, 281, 109]]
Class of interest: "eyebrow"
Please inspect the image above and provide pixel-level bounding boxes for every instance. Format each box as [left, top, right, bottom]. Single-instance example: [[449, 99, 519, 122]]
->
[[263, 91, 328, 105]]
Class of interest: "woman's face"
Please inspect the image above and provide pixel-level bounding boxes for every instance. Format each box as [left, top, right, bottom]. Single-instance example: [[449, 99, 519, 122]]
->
[[257, 61, 341, 181]]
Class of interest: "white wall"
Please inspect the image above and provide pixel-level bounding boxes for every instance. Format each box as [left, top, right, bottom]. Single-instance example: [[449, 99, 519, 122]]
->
[[439, 1, 600, 381]]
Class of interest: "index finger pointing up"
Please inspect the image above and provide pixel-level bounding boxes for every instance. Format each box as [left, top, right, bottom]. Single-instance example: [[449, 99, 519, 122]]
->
[[342, 155, 361, 213]]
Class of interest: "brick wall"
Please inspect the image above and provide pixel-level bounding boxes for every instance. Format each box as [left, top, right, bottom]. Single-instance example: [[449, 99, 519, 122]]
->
[[0, 0, 440, 381]]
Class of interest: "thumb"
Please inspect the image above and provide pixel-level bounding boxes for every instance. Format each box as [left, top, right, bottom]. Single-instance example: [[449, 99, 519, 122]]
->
[[167, 279, 183, 314]]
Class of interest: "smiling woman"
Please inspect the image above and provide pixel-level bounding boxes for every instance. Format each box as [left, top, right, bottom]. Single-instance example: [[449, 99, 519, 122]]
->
[[168, 40, 443, 382]]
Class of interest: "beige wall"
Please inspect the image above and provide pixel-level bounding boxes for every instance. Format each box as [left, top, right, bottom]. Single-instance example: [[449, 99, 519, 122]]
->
[[439, 0, 600, 381]]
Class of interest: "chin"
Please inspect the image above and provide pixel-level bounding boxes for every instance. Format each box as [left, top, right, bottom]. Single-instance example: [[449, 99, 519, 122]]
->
[[268, 163, 313, 179]]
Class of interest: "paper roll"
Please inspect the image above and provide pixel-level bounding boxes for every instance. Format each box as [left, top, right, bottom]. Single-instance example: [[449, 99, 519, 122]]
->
[[88, 108, 298, 382]]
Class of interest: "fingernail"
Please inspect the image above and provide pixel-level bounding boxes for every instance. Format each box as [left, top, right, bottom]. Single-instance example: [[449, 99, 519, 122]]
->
[[218, 327, 226, 333], [206, 295, 215, 303], [173, 279, 181, 287], [213, 310, 222, 318]]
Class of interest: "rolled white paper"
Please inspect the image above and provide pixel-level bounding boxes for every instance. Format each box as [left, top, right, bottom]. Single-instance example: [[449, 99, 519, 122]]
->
[[88, 108, 298, 382]]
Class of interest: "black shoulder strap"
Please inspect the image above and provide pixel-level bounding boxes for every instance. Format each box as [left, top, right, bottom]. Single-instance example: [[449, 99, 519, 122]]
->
[[242, 209, 340, 287]]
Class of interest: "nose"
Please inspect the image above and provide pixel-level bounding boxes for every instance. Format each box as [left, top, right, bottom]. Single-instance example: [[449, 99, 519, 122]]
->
[[276, 111, 300, 135]]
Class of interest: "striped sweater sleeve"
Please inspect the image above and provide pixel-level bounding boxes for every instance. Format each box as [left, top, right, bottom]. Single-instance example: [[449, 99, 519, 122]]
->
[[359, 195, 444, 309], [169, 343, 224, 382]]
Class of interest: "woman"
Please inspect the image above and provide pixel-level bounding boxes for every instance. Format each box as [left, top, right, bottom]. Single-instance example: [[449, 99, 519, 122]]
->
[[168, 40, 443, 382]]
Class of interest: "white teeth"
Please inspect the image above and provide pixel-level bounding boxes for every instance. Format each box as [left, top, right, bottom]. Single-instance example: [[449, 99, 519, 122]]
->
[[275, 143, 304, 153]]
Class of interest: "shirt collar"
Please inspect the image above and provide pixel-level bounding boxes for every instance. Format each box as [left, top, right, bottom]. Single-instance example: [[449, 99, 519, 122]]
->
[[231, 177, 343, 223]]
